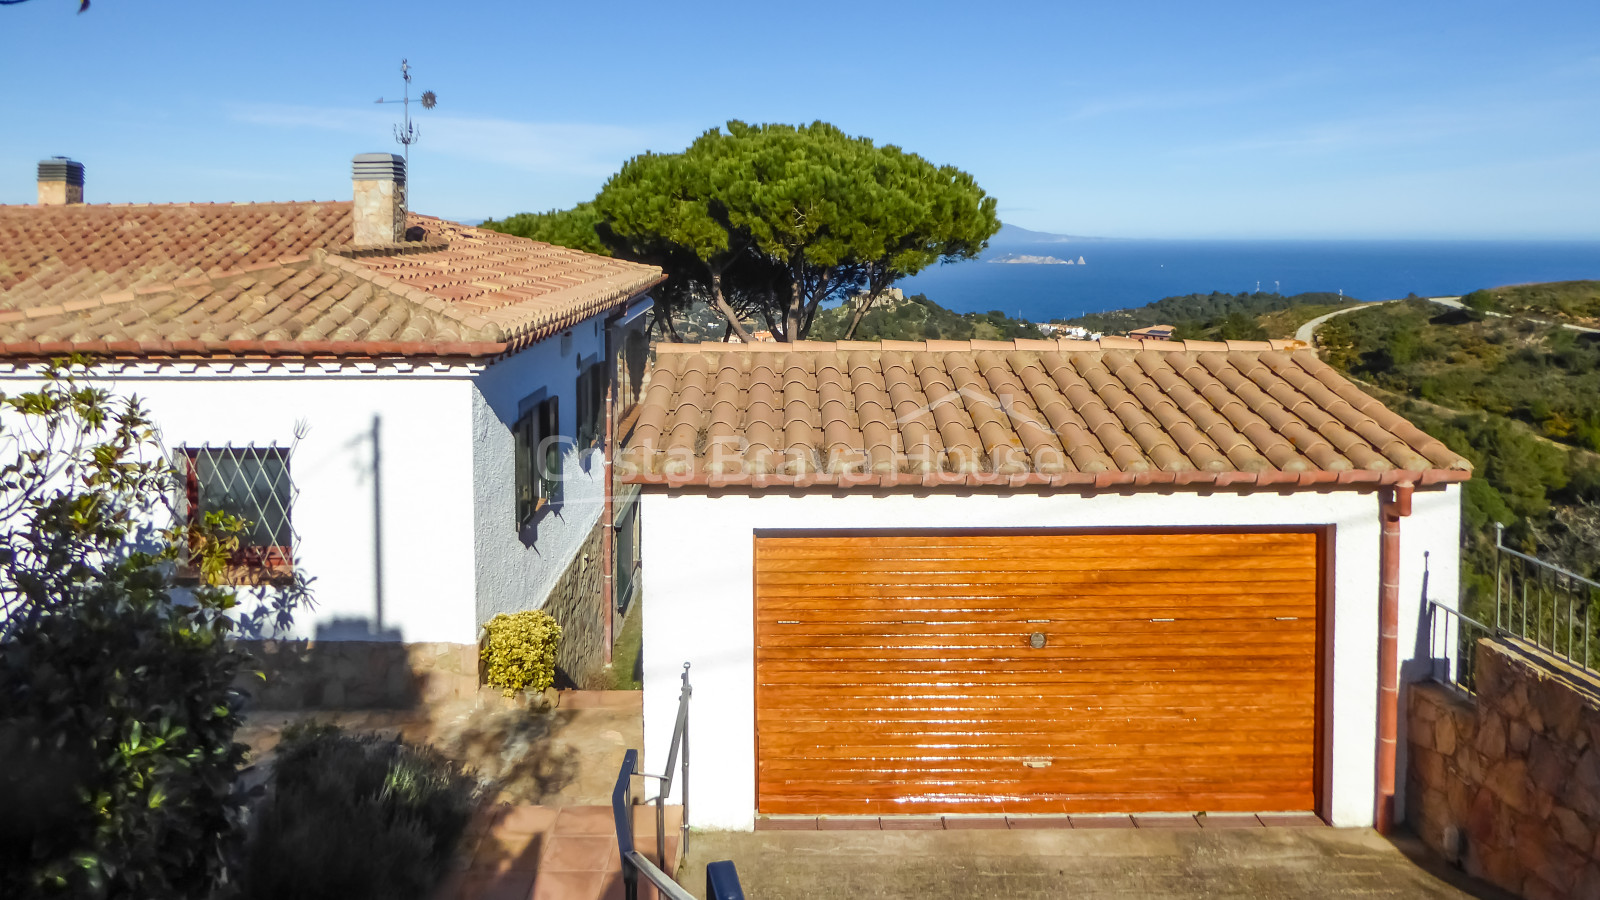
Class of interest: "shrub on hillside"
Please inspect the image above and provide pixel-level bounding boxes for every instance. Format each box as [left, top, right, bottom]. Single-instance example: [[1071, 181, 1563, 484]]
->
[[242, 725, 480, 900], [481, 610, 562, 697]]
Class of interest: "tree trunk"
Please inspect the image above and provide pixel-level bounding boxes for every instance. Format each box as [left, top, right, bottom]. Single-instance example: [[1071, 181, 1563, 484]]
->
[[784, 276, 805, 342], [799, 270, 832, 338], [656, 308, 685, 343], [710, 272, 755, 343], [843, 263, 893, 340]]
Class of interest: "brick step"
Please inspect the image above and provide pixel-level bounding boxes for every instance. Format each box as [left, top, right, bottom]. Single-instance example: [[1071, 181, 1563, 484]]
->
[[440, 804, 684, 900]]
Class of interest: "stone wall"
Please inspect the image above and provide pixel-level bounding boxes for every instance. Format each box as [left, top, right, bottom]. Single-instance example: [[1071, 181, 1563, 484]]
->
[[542, 519, 607, 689], [1407, 639, 1600, 899], [241, 640, 479, 710]]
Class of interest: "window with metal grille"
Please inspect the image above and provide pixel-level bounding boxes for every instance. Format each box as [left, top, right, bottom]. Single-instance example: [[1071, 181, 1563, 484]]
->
[[179, 446, 294, 579], [514, 396, 561, 529]]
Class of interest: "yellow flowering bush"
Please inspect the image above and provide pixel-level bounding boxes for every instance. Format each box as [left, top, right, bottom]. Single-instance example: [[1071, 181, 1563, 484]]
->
[[480, 610, 562, 697]]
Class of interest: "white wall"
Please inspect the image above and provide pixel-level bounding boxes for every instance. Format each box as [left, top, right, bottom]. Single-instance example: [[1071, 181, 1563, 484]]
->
[[0, 365, 481, 645], [470, 317, 608, 625], [640, 483, 1462, 831]]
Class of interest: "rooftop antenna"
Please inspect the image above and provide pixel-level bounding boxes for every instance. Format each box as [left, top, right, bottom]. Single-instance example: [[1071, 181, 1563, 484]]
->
[[375, 58, 437, 208]]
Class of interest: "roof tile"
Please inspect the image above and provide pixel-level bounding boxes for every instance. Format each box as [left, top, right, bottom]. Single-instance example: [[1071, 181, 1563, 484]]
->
[[621, 339, 1472, 490], [0, 202, 662, 359]]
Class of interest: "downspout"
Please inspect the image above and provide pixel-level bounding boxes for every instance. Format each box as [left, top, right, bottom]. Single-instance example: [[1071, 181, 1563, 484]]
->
[[601, 320, 616, 665], [1375, 480, 1413, 834]]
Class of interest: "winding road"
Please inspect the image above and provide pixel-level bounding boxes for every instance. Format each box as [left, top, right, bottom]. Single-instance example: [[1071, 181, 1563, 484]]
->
[[1295, 296, 1598, 344]]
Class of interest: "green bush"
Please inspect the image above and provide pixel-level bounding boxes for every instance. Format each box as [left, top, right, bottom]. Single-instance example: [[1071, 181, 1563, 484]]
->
[[481, 610, 562, 696], [0, 358, 313, 899], [242, 725, 480, 900]]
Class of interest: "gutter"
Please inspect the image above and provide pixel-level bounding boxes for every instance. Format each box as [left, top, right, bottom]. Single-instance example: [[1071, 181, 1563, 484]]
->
[[1375, 480, 1413, 834]]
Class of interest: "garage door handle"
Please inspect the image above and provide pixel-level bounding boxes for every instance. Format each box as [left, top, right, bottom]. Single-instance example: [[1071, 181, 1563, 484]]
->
[[1024, 759, 1052, 768]]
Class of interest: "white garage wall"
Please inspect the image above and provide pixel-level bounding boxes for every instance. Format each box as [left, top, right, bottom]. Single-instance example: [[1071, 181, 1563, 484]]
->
[[640, 484, 1461, 831], [0, 364, 481, 645]]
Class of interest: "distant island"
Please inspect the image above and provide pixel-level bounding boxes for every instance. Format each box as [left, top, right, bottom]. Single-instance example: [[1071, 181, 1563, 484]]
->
[[989, 253, 1087, 266], [992, 223, 1107, 243]]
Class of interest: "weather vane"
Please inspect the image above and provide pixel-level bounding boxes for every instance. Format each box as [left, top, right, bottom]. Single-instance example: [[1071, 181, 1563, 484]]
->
[[375, 59, 437, 172]]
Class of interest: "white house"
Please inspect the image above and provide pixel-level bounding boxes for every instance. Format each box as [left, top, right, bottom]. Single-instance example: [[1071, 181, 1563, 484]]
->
[[624, 339, 1471, 831], [0, 155, 661, 702]]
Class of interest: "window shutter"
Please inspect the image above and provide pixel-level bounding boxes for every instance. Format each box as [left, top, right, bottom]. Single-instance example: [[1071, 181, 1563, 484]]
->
[[514, 413, 533, 527], [539, 396, 561, 505]]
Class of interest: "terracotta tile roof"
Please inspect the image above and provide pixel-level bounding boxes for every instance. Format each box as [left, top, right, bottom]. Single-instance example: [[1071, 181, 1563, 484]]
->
[[620, 339, 1473, 490], [0, 202, 662, 359]]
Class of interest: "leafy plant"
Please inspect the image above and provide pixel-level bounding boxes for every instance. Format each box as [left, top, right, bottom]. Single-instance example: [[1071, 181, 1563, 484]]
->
[[480, 610, 562, 697], [242, 724, 480, 900], [0, 357, 313, 899]]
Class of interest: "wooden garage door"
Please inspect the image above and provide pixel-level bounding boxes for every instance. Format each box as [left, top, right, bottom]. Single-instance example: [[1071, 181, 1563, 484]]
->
[[754, 531, 1322, 816]]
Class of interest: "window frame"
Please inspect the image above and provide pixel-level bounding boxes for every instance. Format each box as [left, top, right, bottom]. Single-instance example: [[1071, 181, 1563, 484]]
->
[[514, 394, 562, 530], [575, 358, 607, 451], [177, 445, 295, 585]]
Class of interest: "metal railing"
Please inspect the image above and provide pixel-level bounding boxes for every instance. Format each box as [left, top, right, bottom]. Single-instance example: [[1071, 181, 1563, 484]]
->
[[613, 748, 695, 900], [1492, 523, 1600, 673], [613, 663, 742, 900], [1426, 599, 1494, 694]]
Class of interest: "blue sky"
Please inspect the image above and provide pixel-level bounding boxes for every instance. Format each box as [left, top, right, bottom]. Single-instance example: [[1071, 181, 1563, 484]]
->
[[2, 0, 1597, 239]]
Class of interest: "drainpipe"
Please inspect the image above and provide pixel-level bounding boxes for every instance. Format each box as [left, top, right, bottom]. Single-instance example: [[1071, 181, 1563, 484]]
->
[[600, 322, 616, 665], [1375, 480, 1413, 834]]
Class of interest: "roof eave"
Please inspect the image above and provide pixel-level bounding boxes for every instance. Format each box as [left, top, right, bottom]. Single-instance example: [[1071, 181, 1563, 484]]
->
[[620, 467, 1473, 492], [0, 339, 510, 361]]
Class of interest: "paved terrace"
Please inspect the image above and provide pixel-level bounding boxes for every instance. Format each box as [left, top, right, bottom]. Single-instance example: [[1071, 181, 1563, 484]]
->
[[681, 824, 1513, 900]]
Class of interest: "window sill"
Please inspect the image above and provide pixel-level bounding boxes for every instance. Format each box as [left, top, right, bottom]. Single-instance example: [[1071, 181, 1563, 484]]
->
[[176, 550, 295, 587]]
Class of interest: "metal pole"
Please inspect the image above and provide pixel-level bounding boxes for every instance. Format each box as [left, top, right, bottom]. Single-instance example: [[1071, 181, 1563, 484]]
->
[[682, 662, 692, 861], [1495, 522, 1504, 631]]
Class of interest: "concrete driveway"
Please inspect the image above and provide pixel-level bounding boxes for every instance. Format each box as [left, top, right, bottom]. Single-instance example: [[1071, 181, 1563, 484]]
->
[[679, 827, 1510, 900]]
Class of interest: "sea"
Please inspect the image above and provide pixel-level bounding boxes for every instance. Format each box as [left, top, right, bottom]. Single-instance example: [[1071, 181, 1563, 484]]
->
[[898, 238, 1600, 321]]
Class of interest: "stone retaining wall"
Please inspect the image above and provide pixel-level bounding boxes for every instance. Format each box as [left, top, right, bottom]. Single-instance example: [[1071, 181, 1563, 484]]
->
[[1406, 639, 1600, 899], [241, 639, 479, 709], [542, 520, 607, 689]]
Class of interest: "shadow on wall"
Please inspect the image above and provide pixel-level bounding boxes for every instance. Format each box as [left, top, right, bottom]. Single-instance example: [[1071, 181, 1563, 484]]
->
[[241, 620, 479, 710]]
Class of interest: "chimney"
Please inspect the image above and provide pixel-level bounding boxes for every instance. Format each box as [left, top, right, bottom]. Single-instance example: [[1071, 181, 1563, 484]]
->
[[37, 157, 85, 206], [351, 153, 406, 246]]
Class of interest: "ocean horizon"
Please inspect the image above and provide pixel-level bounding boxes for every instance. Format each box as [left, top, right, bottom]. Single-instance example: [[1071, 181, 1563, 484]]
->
[[899, 237, 1600, 321]]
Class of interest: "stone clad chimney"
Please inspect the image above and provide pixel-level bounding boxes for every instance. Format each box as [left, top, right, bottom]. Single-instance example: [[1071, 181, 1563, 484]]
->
[[351, 153, 406, 246], [37, 157, 85, 206]]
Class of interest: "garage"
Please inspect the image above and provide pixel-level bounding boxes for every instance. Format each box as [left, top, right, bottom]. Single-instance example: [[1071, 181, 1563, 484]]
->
[[629, 338, 1470, 829], [753, 530, 1323, 816]]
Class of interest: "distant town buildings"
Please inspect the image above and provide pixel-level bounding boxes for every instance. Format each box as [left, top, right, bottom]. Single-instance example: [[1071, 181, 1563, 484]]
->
[[1127, 324, 1176, 341], [1038, 323, 1102, 340], [848, 286, 907, 309]]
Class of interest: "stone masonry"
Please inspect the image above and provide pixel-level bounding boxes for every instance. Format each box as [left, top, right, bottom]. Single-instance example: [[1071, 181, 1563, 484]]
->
[[1407, 638, 1600, 899], [542, 520, 607, 689]]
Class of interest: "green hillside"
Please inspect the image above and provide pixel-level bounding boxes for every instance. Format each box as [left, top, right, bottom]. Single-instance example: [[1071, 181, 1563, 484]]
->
[[1061, 290, 1354, 341], [1461, 280, 1600, 325], [807, 294, 1044, 342], [1312, 296, 1600, 592]]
